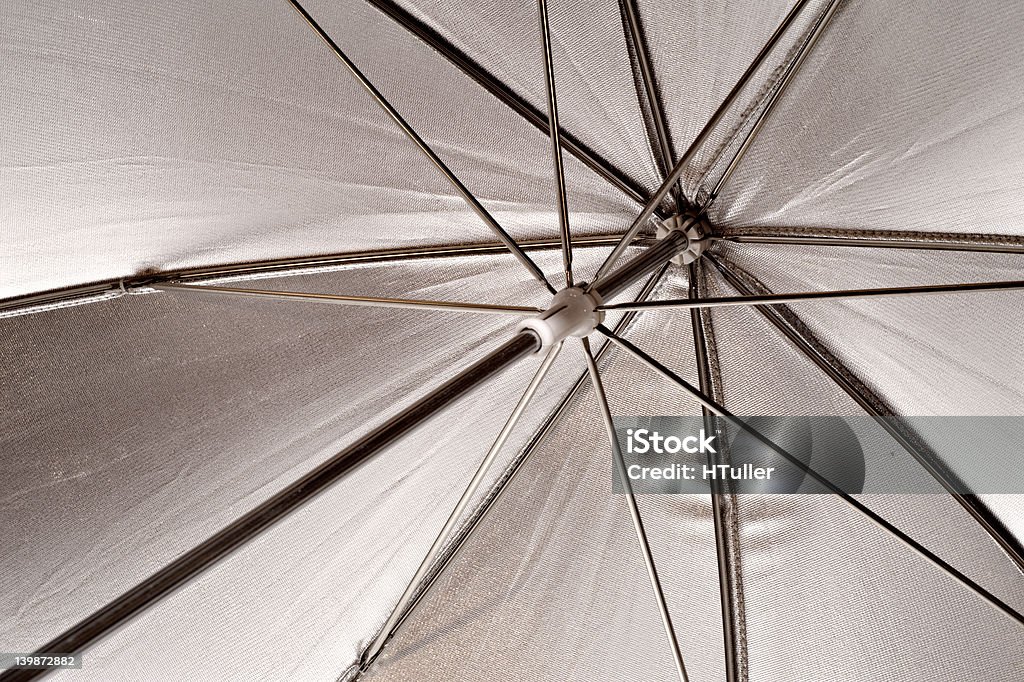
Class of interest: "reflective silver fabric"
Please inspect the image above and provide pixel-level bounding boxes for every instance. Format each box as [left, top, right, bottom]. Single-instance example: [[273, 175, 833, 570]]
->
[[3, 0, 1024, 679], [0, 0, 632, 299], [713, 0, 1024, 237]]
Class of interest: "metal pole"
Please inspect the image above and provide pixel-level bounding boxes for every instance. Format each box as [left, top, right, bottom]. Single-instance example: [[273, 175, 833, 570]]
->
[[716, 232, 1024, 255], [361, 342, 562, 668], [537, 0, 574, 287], [0, 235, 640, 318], [153, 283, 543, 316], [361, 0, 659, 213], [706, 0, 843, 204], [597, 325, 1024, 628], [582, 337, 690, 682], [686, 261, 743, 682], [620, 0, 677, 201], [598, 278, 1024, 311], [588, 0, 818, 284], [591, 229, 688, 301], [1, 332, 541, 682], [286, 0, 555, 293], [353, 264, 671, 672]]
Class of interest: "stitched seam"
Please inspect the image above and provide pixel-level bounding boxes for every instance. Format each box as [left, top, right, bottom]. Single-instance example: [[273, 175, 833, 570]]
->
[[713, 256, 955, 466], [720, 225, 1024, 246], [695, 268, 749, 681], [691, 5, 826, 201]]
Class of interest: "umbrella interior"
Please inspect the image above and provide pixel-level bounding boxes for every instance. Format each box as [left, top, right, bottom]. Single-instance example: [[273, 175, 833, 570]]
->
[[3, 0, 1024, 680]]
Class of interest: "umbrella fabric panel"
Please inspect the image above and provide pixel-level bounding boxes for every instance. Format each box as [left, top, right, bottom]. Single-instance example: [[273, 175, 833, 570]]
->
[[308, 0, 643, 274], [43, 346, 598, 682], [634, 0, 820, 171], [980, 496, 1024, 564], [42, 346, 586, 682], [397, 0, 830, 207], [704, 242, 1024, 577], [731, 494, 1024, 681], [701, 267, 1024, 680], [32, 245, 650, 680], [0, 0, 634, 300], [640, 0, 833, 200], [363, 271, 728, 681], [699, 263, 1024, 588], [393, 0, 664, 199], [709, 0, 1024, 238], [0, 247, 570, 658], [710, 242, 1024, 416]]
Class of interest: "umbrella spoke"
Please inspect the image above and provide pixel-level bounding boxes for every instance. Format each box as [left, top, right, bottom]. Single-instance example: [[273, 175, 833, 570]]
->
[[717, 230, 1024, 255], [3, 331, 543, 681], [152, 283, 542, 316], [619, 0, 681, 210], [598, 278, 1024, 312], [537, 0, 574, 287], [286, 0, 556, 295], [686, 261, 744, 682], [598, 324, 1024, 627], [1, 235, 654, 319], [352, 264, 670, 675], [702, 0, 843, 208], [588, 0, 819, 286], [581, 336, 690, 682], [362, 0, 660, 214], [360, 342, 563, 669], [705, 254, 1024, 575]]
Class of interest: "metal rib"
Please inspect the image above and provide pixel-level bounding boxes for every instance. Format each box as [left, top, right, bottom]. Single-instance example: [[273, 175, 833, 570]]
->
[[361, 342, 563, 668], [537, 0, 574, 287], [0, 235, 643, 318], [581, 336, 689, 682], [599, 278, 1024, 311], [620, 0, 678, 204], [585, 144, 689, 289], [0, 333, 540, 682], [705, 254, 1024, 575], [350, 265, 669, 674], [286, 0, 555, 294], [589, 0, 818, 285], [361, 0, 658, 213], [153, 283, 542, 316], [592, 230, 689, 302], [597, 325, 1024, 628], [687, 261, 743, 682], [716, 231, 1024, 255], [705, 0, 842, 204]]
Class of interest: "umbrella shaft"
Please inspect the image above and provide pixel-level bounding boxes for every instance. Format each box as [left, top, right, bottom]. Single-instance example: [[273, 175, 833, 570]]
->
[[592, 230, 689, 300]]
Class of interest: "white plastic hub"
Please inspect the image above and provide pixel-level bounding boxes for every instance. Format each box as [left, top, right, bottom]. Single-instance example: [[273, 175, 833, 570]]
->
[[656, 212, 710, 265], [518, 286, 604, 348]]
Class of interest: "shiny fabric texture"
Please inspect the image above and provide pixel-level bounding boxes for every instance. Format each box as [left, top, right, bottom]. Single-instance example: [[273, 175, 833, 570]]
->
[[3, 249, 587, 678], [3, 0, 1024, 680], [700, 267, 1024, 680], [713, 0, 1024, 237], [0, 0, 632, 299]]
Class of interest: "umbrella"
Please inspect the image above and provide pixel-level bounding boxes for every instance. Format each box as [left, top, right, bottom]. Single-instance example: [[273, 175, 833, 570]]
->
[[2, 0, 1024, 679]]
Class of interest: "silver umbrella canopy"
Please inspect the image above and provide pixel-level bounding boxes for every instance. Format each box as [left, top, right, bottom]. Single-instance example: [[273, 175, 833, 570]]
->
[[2, 0, 1024, 680]]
